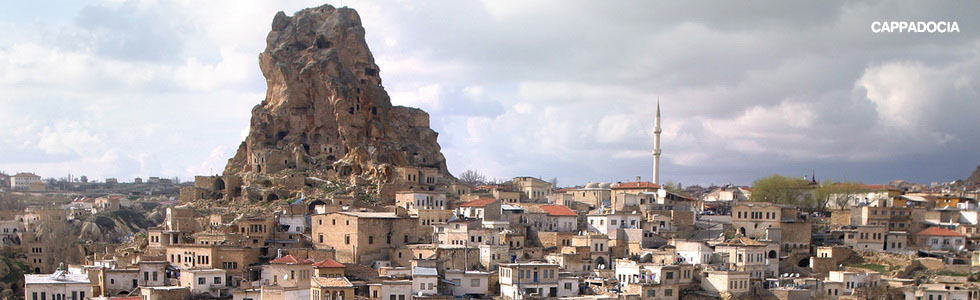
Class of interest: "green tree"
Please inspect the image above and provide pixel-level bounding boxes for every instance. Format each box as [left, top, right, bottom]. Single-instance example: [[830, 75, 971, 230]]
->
[[750, 174, 811, 206]]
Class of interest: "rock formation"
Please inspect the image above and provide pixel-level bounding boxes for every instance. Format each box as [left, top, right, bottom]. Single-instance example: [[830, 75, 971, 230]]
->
[[966, 164, 980, 189], [208, 4, 452, 203]]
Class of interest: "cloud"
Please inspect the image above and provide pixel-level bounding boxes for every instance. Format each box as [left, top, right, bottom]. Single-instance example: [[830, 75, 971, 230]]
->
[[2, 0, 980, 188]]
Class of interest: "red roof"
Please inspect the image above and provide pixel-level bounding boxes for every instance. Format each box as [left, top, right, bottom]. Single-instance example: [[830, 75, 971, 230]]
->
[[917, 227, 964, 237], [269, 255, 313, 264], [611, 181, 661, 190], [13, 172, 40, 178], [312, 258, 344, 268], [460, 198, 498, 207], [539, 205, 578, 216]]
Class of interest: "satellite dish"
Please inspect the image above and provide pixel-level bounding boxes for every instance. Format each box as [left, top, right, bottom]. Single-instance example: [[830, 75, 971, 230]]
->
[[283, 275, 289, 280]]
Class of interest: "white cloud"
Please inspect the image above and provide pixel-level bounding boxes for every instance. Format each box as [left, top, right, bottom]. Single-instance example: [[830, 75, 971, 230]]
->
[[389, 83, 443, 111], [2, 0, 980, 187]]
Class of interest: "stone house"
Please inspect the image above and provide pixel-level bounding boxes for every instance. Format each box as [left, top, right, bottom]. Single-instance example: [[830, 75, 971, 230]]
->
[[311, 277, 354, 300], [714, 237, 780, 279], [412, 267, 439, 296], [732, 202, 786, 238], [672, 240, 714, 265], [571, 233, 610, 270], [701, 270, 750, 297], [312, 259, 345, 278], [165, 244, 261, 283], [479, 244, 510, 270], [568, 183, 612, 208], [536, 205, 579, 232], [139, 286, 190, 300], [259, 254, 313, 300], [180, 268, 229, 298], [586, 212, 643, 235], [311, 211, 423, 263], [842, 225, 887, 251], [367, 280, 412, 300], [623, 281, 680, 300], [443, 270, 492, 297], [498, 262, 573, 299], [511, 176, 553, 202], [395, 191, 447, 212], [457, 198, 501, 220], [491, 189, 521, 204], [25, 270, 91, 300], [823, 270, 882, 298], [916, 227, 966, 250]]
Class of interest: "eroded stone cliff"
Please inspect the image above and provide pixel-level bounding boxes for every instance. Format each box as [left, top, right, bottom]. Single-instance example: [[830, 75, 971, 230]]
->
[[217, 5, 453, 202]]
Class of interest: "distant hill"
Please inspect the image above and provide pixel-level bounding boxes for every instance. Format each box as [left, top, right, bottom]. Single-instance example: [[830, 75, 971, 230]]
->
[[966, 164, 980, 189]]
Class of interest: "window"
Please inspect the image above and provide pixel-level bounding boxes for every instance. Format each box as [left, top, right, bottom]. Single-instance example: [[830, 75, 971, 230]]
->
[[648, 290, 656, 297], [369, 236, 374, 244], [565, 283, 573, 289], [665, 289, 673, 296], [214, 277, 222, 284], [198, 277, 206, 284], [345, 234, 351, 244]]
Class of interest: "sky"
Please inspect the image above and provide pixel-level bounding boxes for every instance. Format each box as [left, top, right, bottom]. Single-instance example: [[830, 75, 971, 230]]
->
[[1, 0, 979, 187]]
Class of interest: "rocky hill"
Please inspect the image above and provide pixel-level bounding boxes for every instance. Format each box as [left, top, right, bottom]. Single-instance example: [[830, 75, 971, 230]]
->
[[216, 5, 453, 202], [966, 164, 980, 189]]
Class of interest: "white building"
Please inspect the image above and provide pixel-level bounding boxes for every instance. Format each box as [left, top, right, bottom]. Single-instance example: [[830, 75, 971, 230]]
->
[[179, 268, 229, 298], [824, 270, 882, 298], [25, 269, 91, 300], [367, 280, 412, 300], [412, 267, 439, 296], [903, 283, 974, 300], [672, 240, 713, 265], [11, 172, 41, 191], [499, 262, 573, 299], [586, 212, 643, 235], [277, 214, 307, 233], [444, 270, 491, 297], [538, 205, 579, 232]]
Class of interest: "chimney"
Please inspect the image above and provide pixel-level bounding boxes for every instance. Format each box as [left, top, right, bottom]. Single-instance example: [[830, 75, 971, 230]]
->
[[636, 176, 641, 182], [277, 249, 285, 258]]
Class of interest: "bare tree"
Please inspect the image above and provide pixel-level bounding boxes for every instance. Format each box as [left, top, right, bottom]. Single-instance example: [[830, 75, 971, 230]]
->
[[457, 170, 487, 186]]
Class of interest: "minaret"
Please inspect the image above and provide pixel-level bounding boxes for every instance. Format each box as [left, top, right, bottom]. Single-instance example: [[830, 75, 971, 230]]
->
[[653, 99, 662, 184]]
